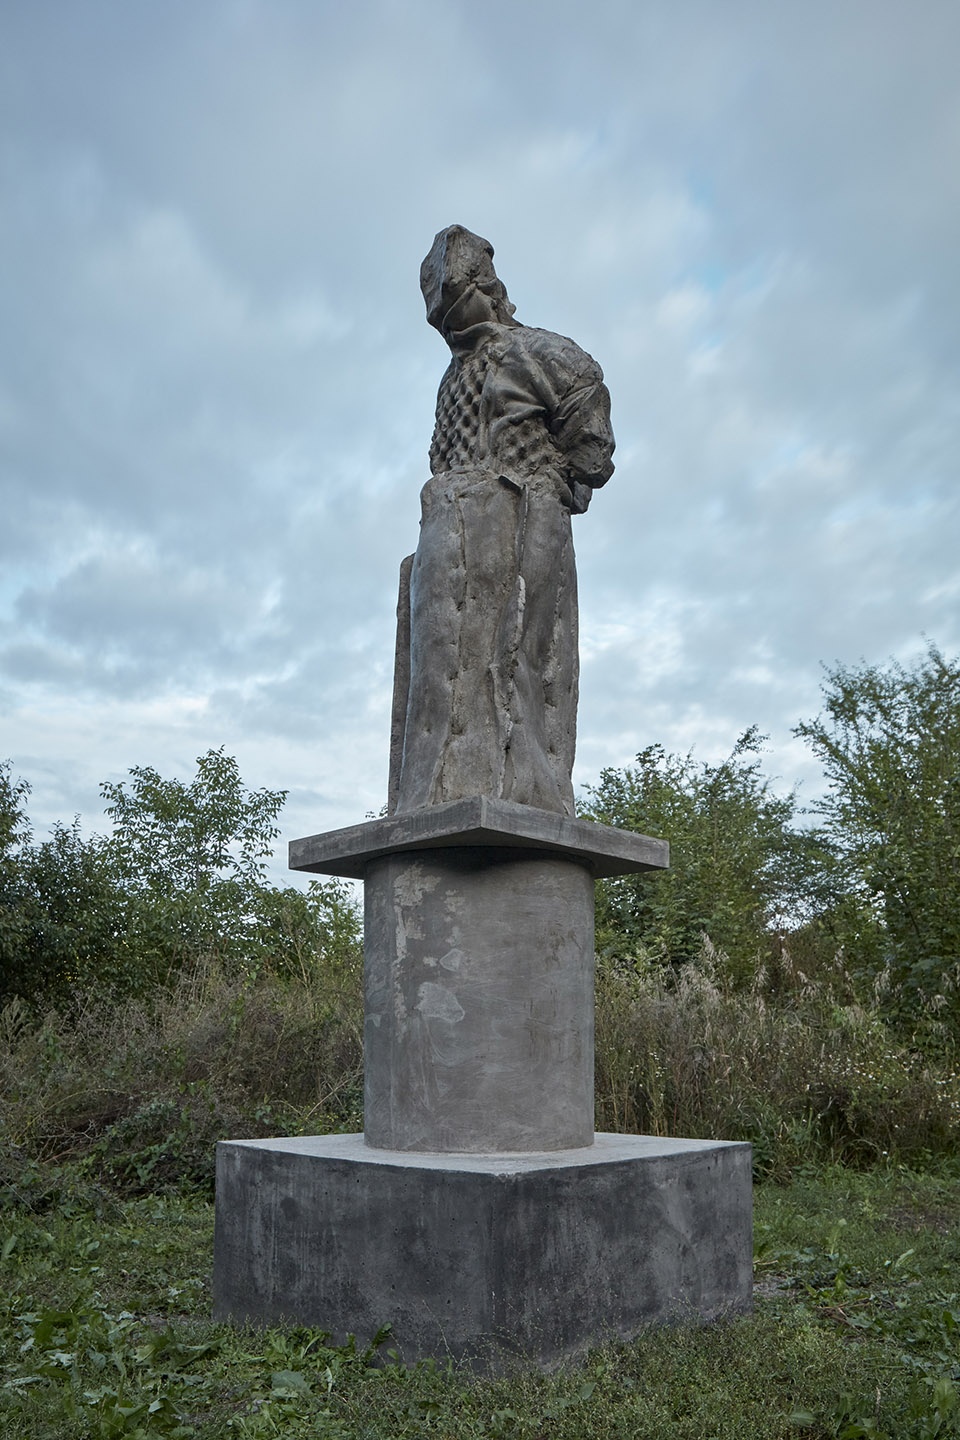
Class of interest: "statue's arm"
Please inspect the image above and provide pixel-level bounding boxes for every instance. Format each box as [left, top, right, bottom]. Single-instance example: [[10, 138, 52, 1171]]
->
[[548, 361, 615, 499], [511, 329, 615, 512]]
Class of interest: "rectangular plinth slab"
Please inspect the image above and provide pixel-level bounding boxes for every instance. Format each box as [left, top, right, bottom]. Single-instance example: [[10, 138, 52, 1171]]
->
[[288, 796, 669, 880], [213, 1132, 752, 1367]]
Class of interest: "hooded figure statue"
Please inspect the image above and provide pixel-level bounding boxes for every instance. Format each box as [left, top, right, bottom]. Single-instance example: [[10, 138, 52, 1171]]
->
[[388, 225, 615, 817]]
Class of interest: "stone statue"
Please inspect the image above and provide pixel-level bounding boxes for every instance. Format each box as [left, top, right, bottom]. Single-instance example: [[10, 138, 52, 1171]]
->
[[389, 225, 615, 817], [221, 228, 745, 1365]]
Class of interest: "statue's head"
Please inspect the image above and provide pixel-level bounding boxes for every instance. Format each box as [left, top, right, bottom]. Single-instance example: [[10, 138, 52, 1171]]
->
[[420, 225, 517, 336]]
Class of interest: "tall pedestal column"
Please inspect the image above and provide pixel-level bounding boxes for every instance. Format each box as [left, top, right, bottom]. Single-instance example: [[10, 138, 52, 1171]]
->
[[364, 848, 594, 1152]]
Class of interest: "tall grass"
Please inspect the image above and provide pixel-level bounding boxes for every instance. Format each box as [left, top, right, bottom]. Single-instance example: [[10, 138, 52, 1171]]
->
[[0, 957, 363, 1196], [2, 936, 957, 1196], [595, 941, 960, 1176]]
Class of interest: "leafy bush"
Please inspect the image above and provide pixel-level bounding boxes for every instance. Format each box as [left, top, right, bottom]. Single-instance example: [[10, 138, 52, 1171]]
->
[[0, 953, 363, 1196], [594, 943, 960, 1176], [0, 750, 362, 1009], [796, 644, 960, 1029], [581, 729, 837, 986]]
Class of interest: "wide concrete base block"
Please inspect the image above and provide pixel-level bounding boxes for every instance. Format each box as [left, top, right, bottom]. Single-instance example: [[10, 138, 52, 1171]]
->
[[213, 1133, 752, 1367]]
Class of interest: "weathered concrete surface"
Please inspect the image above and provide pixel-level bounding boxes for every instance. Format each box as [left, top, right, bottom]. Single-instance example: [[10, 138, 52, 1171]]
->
[[394, 465, 581, 815], [289, 796, 668, 881], [364, 849, 594, 1152], [212, 1132, 753, 1367]]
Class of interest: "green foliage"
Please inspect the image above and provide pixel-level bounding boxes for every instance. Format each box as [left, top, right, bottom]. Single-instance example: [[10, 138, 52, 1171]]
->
[[101, 747, 284, 897], [796, 644, 960, 1027], [253, 877, 363, 989], [0, 762, 33, 995], [581, 728, 835, 984], [17, 822, 131, 1003], [0, 750, 362, 1009], [594, 948, 960, 1174], [0, 955, 364, 1195], [0, 760, 31, 862], [1, 765, 132, 1008], [99, 747, 288, 986]]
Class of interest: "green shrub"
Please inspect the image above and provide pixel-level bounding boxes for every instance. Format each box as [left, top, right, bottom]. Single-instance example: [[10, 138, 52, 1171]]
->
[[0, 750, 363, 1011], [581, 730, 837, 988], [0, 957, 363, 1196], [594, 941, 960, 1176], [796, 644, 960, 1030]]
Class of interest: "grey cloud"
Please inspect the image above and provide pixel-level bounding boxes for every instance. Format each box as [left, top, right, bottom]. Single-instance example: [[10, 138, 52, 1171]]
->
[[2, 0, 958, 857]]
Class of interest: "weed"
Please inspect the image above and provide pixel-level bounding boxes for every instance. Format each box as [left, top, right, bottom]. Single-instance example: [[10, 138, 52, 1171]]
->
[[594, 950, 960, 1175]]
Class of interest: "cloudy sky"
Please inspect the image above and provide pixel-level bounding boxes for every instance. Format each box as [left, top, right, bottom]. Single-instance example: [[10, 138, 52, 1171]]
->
[[3, 0, 958, 880]]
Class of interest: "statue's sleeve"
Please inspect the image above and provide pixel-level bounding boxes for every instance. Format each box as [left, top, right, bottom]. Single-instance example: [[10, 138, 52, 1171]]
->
[[505, 329, 615, 513], [549, 361, 615, 511]]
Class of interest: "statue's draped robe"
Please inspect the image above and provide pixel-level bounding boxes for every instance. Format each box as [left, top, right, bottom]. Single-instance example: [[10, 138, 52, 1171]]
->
[[390, 319, 614, 817]]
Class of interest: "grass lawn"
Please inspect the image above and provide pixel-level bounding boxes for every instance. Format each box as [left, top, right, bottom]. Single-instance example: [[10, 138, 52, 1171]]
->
[[1, 1162, 958, 1438]]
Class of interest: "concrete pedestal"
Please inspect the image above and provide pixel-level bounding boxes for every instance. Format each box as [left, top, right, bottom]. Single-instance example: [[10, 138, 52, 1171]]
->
[[213, 1133, 753, 1367], [290, 798, 669, 1156], [364, 849, 595, 1151], [212, 801, 753, 1364]]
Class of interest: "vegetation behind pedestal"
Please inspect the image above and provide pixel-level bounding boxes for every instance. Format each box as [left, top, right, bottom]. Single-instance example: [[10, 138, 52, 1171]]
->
[[0, 646, 958, 1192]]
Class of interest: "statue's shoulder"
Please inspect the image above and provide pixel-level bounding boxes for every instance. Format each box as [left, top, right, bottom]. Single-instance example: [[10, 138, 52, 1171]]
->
[[502, 324, 605, 390]]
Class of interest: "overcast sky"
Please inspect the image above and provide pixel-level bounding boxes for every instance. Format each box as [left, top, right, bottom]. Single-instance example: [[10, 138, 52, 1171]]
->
[[2, 0, 958, 881]]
